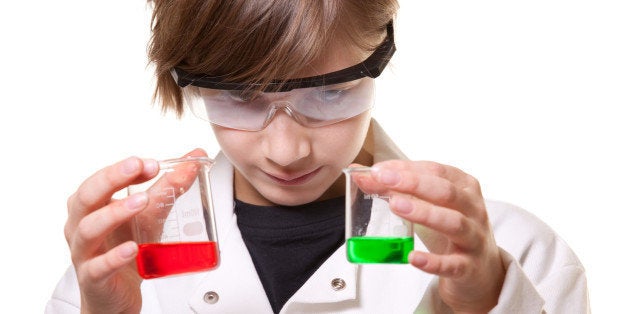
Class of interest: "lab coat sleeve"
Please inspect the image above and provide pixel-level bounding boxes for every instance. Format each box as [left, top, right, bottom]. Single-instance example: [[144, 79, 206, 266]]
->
[[489, 248, 590, 313], [487, 201, 591, 313], [416, 201, 591, 313], [45, 265, 165, 314], [45, 266, 81, 313]]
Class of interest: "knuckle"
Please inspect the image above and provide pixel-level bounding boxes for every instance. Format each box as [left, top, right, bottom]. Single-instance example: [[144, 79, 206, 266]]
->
[[89, 257, 111, 281], [464, 176, 482, 198], [442, 182, 457, 203], [65, 238, 84, 268], [406, 175, 421, 193], [76, 267, 91, 287], [416, 175, 456, 206], [450, 214, 467, 236], [70, 251, 82, 269], [105, 164, 124, 185], [74, 188, 97, 209], [76, 216, 97, 242], [68, 243, 83, 267], [449, 262, 466, 278], [384, 159, 406, 169], [466, 174, 481, 190], [475, 205, 489, 224], [424, 161, 446, 177], [63, 221, 73, 244], [475, 230, 489, 248], [78, 263, 101, 287], [66, 193, 76, 212], [417, 202, 434, 224]]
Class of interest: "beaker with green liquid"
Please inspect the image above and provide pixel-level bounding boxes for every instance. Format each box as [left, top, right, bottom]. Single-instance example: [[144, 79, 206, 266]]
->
[[343, 167, 414, 264]]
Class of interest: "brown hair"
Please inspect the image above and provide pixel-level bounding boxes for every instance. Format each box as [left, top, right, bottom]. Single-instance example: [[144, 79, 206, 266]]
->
[[148, 0, 399, 116]]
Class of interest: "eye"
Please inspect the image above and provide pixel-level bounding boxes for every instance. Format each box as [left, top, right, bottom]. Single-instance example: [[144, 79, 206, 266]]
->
[[314, 80, 362, 103], [318, 89, 344, 102]]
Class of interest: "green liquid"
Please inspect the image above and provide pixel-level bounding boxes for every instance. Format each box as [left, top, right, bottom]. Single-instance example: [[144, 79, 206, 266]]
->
[[346, 237, 414, 264]]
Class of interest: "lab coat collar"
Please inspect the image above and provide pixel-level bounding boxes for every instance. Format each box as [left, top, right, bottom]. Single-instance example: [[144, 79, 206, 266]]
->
[[364, 119, 408, 163]]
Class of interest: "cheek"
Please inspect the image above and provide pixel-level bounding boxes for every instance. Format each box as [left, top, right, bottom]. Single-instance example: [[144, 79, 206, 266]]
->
[[317, 113, 371, 161], [211, 125, 256, 165]]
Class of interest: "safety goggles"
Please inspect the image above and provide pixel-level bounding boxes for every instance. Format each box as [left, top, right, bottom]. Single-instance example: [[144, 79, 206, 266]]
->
[[190, 78, 375, 131], [172, 22, 395, 131]]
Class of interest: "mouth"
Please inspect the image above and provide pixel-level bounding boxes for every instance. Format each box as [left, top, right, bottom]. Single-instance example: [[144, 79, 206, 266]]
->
[[265, 167, 322, 186]]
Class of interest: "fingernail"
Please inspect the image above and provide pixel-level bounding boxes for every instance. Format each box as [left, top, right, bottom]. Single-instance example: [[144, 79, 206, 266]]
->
[[122, 157, 140, 175], [392, 196, 413, 214], [143, 159, 159, 175], [119, 242, 137, 259], [376, 169, 400, 186], [126, 192, 147, 211]]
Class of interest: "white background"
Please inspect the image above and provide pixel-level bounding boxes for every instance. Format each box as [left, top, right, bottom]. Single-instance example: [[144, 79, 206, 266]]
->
[[0, 0, 626, 312]]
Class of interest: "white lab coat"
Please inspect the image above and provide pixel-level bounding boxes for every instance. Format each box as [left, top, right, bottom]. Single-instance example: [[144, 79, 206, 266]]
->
[[46, 120, 590, 313]]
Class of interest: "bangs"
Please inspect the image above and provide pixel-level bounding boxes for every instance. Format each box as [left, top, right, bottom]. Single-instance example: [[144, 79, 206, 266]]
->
[[168, 1, 338, 87]]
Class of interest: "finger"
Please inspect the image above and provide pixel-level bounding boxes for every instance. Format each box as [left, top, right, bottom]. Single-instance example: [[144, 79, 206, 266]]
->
[[77, 241, 138, 289], [374, 160, 469, 185], [390, 195, 480, 249], [182, 147, 209, 158], [144, 147, 210, 198], [344, 166, 389, 196], [68, 157, 159, 219], [65, 158, 157, 246], [132, 148, 210, 224], [371, 161, 483, 211], [71, 192, 148, 261], [408, 251, 469, 279], [373, 160, 481, 193]]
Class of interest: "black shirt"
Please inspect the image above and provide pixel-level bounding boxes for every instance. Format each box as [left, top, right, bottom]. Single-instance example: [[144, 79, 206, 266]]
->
[[234, 197, 345, 314]]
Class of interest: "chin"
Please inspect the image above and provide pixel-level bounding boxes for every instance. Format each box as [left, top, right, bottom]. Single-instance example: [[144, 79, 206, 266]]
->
[[261, 187, 327, 207]]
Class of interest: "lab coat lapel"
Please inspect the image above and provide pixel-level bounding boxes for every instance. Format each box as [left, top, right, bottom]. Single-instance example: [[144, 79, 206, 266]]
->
[[282, 245, 358, 309], [187, 153, 273, 313]]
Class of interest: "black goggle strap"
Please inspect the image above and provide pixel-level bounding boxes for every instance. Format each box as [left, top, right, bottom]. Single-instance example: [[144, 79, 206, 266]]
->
[[172, 21, 396, 92]]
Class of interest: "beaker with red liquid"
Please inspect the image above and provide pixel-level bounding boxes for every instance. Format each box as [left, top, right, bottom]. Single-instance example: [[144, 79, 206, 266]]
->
[[129, 156, 219, 279]]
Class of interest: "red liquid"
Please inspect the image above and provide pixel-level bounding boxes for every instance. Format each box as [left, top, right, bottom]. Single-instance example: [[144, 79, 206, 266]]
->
[[137, 241, 219, 279]]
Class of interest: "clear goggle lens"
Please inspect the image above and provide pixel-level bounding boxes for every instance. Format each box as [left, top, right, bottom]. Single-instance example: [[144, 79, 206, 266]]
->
[[188, 78, 375, 131]]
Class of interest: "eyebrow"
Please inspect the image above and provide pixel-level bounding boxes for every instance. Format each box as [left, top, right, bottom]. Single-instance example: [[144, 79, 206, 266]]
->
[[172, 21, 395, 92]]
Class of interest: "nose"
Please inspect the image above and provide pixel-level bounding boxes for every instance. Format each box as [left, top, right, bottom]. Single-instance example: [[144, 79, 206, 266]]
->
[[260, 107, 311, 167]]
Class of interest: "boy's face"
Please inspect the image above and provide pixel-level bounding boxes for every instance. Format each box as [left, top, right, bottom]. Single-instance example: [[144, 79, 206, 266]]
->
[[211, 44, 373, 206]]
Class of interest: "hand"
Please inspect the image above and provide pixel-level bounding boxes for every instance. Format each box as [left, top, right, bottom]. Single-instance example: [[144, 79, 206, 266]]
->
[[64, 149, 206, 313], [371, 160, 505, 313]]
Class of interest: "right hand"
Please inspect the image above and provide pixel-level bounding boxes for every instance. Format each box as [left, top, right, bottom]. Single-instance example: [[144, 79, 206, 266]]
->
[[65, 156, 159, 314]]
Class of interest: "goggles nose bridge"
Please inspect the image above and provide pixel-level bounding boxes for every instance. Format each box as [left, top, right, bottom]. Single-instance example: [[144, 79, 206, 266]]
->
[[262, 101, 304, 128]]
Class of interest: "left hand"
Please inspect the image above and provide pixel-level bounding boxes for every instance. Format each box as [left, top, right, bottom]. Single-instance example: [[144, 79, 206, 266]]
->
[[371, 159, 505, 313]]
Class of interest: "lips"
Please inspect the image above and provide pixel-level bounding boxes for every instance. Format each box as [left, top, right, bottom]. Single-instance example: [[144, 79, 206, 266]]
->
[[264, 167, 322, 186]]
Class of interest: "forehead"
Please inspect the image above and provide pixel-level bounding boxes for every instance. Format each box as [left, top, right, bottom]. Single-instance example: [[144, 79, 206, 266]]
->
[[295, 40, 374, 78]]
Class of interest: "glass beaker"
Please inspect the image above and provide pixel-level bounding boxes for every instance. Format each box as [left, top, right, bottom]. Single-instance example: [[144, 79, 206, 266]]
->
[[344, 167, 414, 264], [128, 156, 219, 279]]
